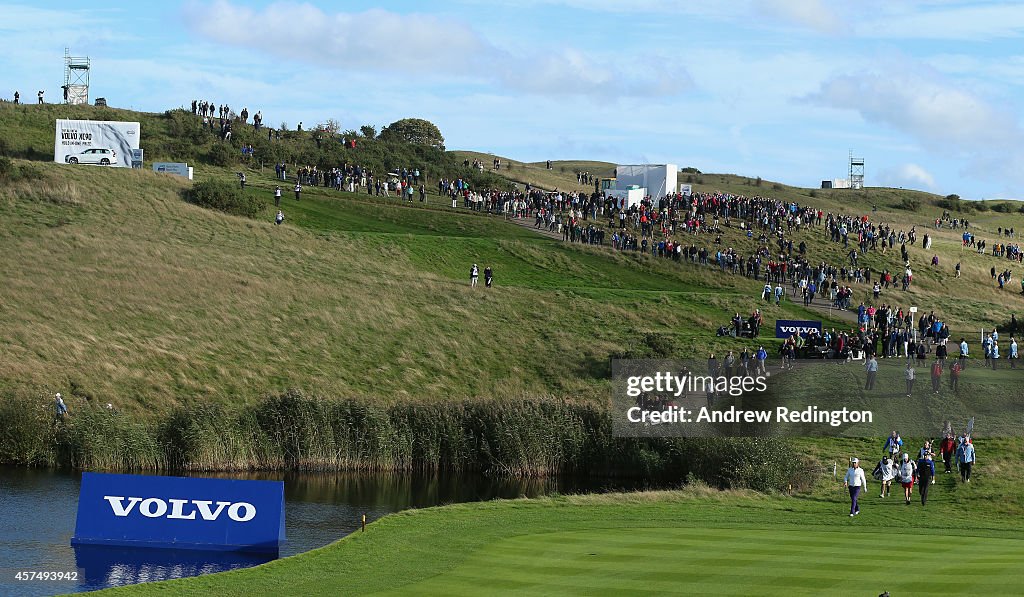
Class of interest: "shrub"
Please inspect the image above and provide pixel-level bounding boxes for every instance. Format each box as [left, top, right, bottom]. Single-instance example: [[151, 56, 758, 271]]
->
[[0, 156, 13, 180], [938, 194, 962, 211], [772, 183, 783, 191], [992, 202, 1013, 213], [808, 190, 817, 198], [206, 143, 236, 167], [184, 180, 263, 218], [896, 197, 921, 211], [974, 201, 990, 212]]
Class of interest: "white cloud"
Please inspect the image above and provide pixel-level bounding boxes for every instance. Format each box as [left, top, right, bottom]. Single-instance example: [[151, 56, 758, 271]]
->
[[754, 0, 841, 34], [857, 2, 1024, 41], [878, 163, 937, 190], [805, 65, 1024, 191], [805, 69, 1022, 150], [181, 0, 690, 98]]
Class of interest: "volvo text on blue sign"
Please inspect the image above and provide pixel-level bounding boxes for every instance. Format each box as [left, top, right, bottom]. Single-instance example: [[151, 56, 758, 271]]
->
[[775, 319, 823, 339], [72, 473, 285, 552]]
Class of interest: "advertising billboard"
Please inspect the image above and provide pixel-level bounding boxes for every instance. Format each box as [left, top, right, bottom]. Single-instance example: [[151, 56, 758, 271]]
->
[[153, 162, 193, 180], [774, 319, 823, 339], [55, 119, 140, 168], [71, 473, 285, 553]]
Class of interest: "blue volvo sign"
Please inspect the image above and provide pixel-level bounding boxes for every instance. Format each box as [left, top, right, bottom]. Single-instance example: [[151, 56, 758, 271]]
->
[[72, 473, 285, 553], [775, 319, 822, 339]]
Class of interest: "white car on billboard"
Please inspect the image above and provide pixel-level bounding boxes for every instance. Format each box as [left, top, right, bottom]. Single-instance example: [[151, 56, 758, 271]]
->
[[65, 148, 117, 165]]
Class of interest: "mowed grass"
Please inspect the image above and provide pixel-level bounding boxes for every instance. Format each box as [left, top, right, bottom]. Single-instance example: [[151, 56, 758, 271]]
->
[[96, 479, 1024, 597]]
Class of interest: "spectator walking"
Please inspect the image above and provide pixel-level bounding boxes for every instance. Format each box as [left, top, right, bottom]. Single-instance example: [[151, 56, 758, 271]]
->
[[484, 266, 493, 288], [950, 359, 962, 391], [294, 182, 302, 201], [930, 360, 943, 394], [917, 453, 935, 505], [274, 186, 282, 207], [843, 457, 867, 516], [957, 437, 975, 482], [904, 362, 915, 396], [470, 264, 479, 287], [275, 210, 284, 225], [939, 433, 956, 473], [865, 355, 878, 390]]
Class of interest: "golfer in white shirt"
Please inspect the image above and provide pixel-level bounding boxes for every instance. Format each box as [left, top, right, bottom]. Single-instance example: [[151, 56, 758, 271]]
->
[[844, 457, 867, 516]]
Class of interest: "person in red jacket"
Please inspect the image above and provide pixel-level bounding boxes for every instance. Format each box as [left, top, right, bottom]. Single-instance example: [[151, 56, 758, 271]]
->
[[939, 433, 956, 473]]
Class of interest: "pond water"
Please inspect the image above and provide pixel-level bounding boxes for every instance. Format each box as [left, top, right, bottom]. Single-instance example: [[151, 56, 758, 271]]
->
[[0, 467, 651, 596]]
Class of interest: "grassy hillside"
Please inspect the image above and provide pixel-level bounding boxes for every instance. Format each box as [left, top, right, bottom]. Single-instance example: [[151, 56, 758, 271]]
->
[[1, 151, 829, 414], [4, 102, 1024, 412]]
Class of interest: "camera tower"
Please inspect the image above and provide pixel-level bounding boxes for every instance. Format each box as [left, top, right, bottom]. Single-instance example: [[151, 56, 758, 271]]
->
[[849, 150, 865, 190], [63, 48, 90, 105]]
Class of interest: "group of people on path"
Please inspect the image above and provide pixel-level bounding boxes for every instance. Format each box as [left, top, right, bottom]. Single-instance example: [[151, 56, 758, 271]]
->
[[845, 429, 977, 515]]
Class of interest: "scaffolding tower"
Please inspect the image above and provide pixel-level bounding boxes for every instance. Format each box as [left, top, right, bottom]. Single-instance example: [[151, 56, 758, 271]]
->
[[849, 151, 864, 190], [63, 48, 90, 105]]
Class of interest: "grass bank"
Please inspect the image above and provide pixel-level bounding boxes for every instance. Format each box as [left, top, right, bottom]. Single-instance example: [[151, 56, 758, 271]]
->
[[0, 390, 800, 490]]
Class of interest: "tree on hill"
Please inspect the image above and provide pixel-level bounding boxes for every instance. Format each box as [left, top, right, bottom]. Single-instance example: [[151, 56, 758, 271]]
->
[[379, 118, 445, 149], [360, 125, 376, 138]]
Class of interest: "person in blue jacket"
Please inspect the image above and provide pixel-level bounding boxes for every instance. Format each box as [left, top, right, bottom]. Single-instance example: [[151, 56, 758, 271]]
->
[[957, 437, 976, 483], [883, 430, 903, 460], [916, 453, 936, 505]]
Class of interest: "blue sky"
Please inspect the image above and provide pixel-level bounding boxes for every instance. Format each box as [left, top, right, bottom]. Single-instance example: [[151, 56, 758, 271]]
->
[[3, 1, 1024, 199]]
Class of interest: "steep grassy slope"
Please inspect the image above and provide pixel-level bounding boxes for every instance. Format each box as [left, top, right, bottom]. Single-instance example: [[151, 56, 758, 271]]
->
[[2, 159, 838, 414]]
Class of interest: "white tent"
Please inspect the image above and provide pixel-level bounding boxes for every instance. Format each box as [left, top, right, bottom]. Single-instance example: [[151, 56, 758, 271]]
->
[[614, 164, 678, 199]]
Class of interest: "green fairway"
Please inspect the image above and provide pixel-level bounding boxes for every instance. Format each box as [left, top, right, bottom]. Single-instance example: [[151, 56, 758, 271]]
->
[[398, 528, 1022, 596], [94, 479, 1024, 597]]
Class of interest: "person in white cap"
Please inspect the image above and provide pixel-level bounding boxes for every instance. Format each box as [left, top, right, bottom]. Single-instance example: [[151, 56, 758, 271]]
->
[[54, 393, 68, 418], [898, 453, 917, 504], [843, 457, 867, 516]]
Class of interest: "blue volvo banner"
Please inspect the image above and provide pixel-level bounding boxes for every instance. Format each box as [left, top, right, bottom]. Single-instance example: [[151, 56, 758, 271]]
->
[[72, 473, 285, 553], [775, 319, 822, 339]]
